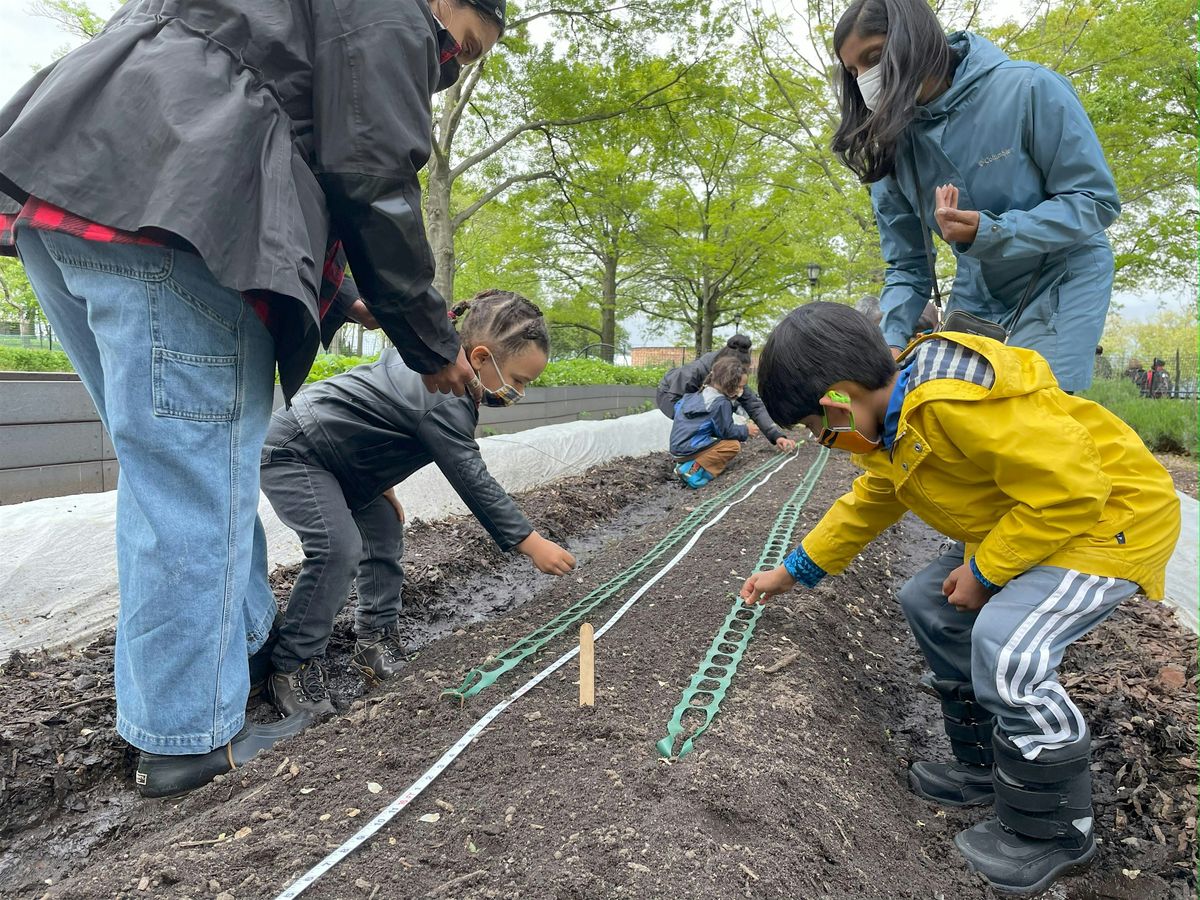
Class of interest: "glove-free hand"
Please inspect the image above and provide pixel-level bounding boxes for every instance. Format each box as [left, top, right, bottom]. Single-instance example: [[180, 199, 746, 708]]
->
[[421, 347, 479, 398], [934, 184, 980, 245], [943, 563, 992, 612], [517, 531, 577, 576], [739, 565, 796, 605]]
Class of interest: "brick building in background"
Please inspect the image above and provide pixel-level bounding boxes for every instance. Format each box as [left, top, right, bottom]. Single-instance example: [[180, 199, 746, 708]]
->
[[632, 346, 760, 373]]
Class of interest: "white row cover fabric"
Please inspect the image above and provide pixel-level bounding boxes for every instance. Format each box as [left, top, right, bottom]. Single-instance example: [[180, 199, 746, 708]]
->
[[0, 411, 672, 653]]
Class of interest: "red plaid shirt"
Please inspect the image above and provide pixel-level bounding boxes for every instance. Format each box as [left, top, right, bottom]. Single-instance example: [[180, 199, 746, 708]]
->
[[0, 197, 347, 331]]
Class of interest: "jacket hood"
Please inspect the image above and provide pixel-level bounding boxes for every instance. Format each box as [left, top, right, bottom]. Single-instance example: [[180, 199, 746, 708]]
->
[[899, 332, 1060, 405], [925, 31, 1010, 115], [677, 389, 717, 419]]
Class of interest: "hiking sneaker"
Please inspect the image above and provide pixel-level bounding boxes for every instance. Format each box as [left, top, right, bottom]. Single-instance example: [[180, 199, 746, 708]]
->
[[267, 658, 335, 718], [675, 461, 713, 489], [954, 818, 1097, 895], [352, 628, 406, 685], [909, 760, 995, 807]]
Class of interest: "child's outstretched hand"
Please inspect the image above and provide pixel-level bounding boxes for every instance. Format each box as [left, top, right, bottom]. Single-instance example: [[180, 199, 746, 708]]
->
[[517, 531, 576, 576], [739, 565, 796, 605], [774, 436, 797, 453]]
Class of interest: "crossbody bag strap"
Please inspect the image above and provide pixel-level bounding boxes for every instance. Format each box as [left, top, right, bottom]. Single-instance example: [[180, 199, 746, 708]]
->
[[907, 133, 943, 312], [1002, 254, 1047, 342]]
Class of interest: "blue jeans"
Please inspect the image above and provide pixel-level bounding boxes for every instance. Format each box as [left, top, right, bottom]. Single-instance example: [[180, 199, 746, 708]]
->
[[16, 229, 278, 755]]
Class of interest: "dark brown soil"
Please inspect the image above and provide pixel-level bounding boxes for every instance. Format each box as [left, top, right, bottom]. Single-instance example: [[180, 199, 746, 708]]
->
[[1154, 453, 1198, 500], [1, 442, 1195, 900]]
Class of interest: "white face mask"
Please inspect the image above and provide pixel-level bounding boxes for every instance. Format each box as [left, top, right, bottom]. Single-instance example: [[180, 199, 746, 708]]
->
[[856, 64, 883, 111]]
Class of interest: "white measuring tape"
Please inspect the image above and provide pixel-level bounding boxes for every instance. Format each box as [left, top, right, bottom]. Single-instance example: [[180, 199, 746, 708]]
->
[[275, 451, 799, 899]]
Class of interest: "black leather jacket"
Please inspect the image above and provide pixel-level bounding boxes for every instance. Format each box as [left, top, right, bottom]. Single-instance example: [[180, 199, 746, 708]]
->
[[657, 351, 784, 443], [282, 349, 533, 551], [0, 0, 457, 397]]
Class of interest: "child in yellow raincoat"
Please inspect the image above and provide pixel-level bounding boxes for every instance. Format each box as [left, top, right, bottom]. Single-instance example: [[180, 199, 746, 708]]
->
[[740, 302, 1179, 896]]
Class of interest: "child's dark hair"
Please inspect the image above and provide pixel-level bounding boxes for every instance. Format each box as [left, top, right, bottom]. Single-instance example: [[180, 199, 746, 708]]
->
[[758, 302, 896, 425], [716, 333, 753, 366], [705, 357, 748, 396], [450, 289, 550, 359]]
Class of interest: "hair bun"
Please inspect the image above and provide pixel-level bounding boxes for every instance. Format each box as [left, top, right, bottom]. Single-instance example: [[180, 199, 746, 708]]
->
[[448, 300, 473, 322], [727, 334, 752, 352]]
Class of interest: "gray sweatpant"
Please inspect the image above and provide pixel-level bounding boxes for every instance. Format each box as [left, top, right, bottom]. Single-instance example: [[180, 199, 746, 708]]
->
[[260, 412, 405, 672], [899, 542, 1138, 761]]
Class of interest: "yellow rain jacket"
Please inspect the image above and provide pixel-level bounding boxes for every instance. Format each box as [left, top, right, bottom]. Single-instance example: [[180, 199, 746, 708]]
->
[[801, 333, 1180, 599]]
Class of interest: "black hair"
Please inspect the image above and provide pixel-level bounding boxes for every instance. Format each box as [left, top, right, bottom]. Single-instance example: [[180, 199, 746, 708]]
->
[[705, 357, 748, 395], [757, 302, 897, 426], [830, 0, 957, 183], [450, 289, 550, 360], [716, 333, 753, 367]]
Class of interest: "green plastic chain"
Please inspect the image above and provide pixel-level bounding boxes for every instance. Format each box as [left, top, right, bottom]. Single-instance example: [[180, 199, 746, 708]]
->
[[443, 453, 789, 703], [655, 447, 829, 760]]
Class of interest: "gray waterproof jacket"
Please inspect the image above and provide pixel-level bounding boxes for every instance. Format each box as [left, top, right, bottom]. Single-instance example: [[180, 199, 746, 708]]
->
[[287, 349, 533, 551], [0, 0, 457, 397], [657, 351, 784, 443]]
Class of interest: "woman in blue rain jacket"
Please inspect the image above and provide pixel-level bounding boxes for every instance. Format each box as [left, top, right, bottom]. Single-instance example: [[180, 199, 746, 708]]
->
[[832, 0, 1120, 392]]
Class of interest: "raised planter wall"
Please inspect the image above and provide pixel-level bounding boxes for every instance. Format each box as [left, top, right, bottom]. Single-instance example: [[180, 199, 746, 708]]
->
[[0, 375, 657, 505]]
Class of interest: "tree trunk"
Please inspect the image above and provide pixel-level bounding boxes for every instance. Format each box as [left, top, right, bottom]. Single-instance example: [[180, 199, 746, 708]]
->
[[695, 276, 716, 355], [600, 255, 618, 364], [355, 323, 365, 356], [425, 151, 456, 302]]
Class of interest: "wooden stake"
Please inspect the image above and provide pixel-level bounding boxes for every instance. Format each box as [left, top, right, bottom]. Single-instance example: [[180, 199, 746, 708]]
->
[[579, 623, 595, 708]]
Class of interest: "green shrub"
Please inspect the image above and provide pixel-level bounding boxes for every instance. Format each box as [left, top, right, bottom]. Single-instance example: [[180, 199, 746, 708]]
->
[[304, 353, 377, 383], [0, 346, 74, 372], [1081, 378, 1197, 455], [532, 358, 669, 387]]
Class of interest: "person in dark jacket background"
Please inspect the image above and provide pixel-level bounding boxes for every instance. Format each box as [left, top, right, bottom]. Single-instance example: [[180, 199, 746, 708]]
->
[[656, 335, 796, 453], [0, 0, 505, 797], [261, 291, 576, 718], [669, 358, 755, 489]]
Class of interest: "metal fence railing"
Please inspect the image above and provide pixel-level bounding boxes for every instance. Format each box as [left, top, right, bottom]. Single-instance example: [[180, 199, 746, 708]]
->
[[0, 321, 62, 353], [1094, 350, 1198, 400]]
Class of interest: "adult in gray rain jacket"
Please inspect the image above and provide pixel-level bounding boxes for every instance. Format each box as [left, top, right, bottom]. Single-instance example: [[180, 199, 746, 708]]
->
[[656, 335, 796, 453], [0, 0, 505, 799], [833, 0, 1120, 393]]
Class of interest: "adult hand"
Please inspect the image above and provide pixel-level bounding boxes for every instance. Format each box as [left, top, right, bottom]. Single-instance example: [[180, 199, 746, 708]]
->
[[517, 531, 577, 576], [739, 565, 796, 605], [943, 563, 992, 612], [934, 184, 980, 245], [382, 487, 405, 524], [346, 299, 380, 330], [420, 346, 478, 397], [774, 436, 797, 453]]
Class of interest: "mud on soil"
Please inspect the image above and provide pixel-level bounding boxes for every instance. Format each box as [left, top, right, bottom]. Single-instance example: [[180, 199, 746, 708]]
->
[[2, 443, 1195, 900]]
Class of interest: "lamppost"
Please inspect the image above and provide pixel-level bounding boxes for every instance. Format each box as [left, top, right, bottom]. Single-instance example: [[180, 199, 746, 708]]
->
[[733, 311, 743, 336], [806, 262, 823, 301]]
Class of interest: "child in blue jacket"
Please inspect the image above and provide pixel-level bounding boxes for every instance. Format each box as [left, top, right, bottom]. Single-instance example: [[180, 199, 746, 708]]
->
[[669, 357, 757, 488]]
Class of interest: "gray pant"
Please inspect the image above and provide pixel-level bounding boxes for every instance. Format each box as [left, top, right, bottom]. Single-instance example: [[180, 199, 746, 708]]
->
[[260, 413, 405, 672], [899, 543, 1138, 760]]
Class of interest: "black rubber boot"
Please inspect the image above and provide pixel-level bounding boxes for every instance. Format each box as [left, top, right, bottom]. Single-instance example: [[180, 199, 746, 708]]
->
[[352, 627, 405, 685], [248, 611, 284, 698], [135, 713, 311, 798], [267, 658, 336, 718], [955, 729, 1096, 895], [908, 674, 995, 807]]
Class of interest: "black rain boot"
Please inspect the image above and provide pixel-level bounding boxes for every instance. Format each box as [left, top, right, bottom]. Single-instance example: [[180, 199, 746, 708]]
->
[[955, 729, 1097, 895], [908, 674, 996, 807], [352, 626, 406, 685], [248, 611, 284, 698], [135, 713, 311, 798]]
